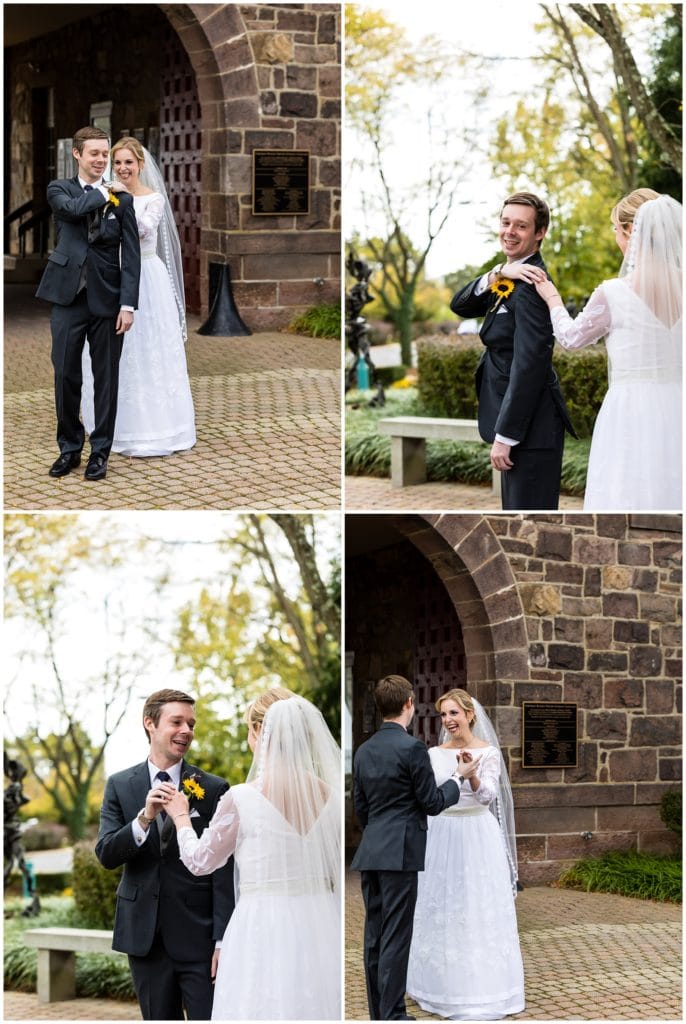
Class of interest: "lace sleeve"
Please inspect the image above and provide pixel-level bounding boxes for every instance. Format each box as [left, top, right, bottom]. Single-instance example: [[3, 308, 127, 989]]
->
[[135, 192, 165, 242], [550, 284, 611, 349], [472, 748, 501, 806], [177, 789, 239, 876]]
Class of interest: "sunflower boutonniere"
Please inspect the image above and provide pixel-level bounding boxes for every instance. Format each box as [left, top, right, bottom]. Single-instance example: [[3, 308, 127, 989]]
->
[[103, 191, 120, 215], [489, 276, 515, 313], [182, 773, 206, 804]]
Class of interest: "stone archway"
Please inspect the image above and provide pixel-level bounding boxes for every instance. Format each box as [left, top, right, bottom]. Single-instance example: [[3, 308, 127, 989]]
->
[[390, 514, 532, 750]]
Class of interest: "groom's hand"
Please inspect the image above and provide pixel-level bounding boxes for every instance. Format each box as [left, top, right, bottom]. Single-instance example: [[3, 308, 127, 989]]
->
[[116, 310, 134, 335], [211, 948, 221, 980], [144, 782, 175, 820], [490, 440, 513, 472]]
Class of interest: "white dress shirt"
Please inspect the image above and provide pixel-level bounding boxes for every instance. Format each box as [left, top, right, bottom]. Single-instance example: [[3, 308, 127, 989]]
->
[[131, 758, 182, 846]]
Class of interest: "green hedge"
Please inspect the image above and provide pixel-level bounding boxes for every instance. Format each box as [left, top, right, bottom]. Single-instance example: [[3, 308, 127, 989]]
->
[[287, 302, 340, 338], [5, 872, 71, 896], [558, 850, 681, 903], [72, 841, 122, 929], [660, 790, 682, 835], [417, 338, 608, 439]]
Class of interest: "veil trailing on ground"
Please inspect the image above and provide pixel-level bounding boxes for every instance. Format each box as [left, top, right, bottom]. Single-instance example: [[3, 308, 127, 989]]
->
[[246, 694, 341, 897], [138, 147, 188, 341], [440, 698, 518, 896], [620, 193, 682, 331]]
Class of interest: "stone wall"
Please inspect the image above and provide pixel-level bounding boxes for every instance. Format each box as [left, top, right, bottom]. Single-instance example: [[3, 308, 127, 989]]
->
[[174, 2, 341, 327], [346, 514, 682, 882], [483, 513, 682, 882]]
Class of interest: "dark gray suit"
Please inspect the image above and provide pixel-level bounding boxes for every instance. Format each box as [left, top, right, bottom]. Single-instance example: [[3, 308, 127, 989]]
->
[[451, 252, 576, 510], [351, 722, 460, 1020], [36, 177, 140, 459], [95, 760, 234, 1020]]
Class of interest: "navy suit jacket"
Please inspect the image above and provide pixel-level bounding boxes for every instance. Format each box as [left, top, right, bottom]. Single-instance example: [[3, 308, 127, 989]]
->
[[36, 176, 140, 317], [95, 759, 234, 959], [350, 722, 460, 872], [451, 252, 576, 448]]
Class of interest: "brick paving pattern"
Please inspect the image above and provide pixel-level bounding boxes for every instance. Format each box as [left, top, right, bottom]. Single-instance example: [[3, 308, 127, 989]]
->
[[4, 284, 341, 510], [345, 475, 584, 511], [345, 871, 682, 1021], [4, 992, 139, 1020]]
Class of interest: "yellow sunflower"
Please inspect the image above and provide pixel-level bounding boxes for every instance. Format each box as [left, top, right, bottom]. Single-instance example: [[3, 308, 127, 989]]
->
[[182, 777, 205, 801], [107, 192, 120, 207], [489, 277, 515, 300]]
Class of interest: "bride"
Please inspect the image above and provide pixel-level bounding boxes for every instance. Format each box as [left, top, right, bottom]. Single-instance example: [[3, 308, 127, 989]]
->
[[165, 688, 341, 1021], [407, 689, 525, 1020], [506, 188, 682, 511], [82, 136, 196, 456]]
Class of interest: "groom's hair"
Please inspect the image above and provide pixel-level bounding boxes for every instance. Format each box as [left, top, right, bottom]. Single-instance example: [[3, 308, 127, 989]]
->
[[375, 675, 414, 718], [502, 191, 550, 245], [142, 688, 195, 741], [72, 126, 110, 154]]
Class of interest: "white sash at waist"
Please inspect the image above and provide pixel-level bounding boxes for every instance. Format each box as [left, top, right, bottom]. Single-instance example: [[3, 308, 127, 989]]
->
[[441, 804, 490, 817], [609, 366, 680, 385], [238, 878, 334, 897]]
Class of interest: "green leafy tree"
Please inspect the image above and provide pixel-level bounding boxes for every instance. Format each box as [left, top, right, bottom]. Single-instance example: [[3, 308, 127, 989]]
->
[[4, 516, 150, 840], [346, 5, 485, 362], [173, 515, 341, 782]]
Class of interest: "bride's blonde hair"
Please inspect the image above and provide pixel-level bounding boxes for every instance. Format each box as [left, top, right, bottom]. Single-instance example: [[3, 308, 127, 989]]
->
[[435, 688, 476, 728], [611, 187, 660, 236], [245, 686, 296, 733]]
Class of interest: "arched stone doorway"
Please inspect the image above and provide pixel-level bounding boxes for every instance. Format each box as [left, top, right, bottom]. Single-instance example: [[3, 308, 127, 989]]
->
[[346, 513, 531, 850], [6, 3, 340, 326], [347, 513, 530, 751]]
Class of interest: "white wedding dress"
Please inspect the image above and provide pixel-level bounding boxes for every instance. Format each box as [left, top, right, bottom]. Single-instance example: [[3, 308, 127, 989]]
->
[[177, 782, 341, 1021], [551, 277, 681, 510], [81, 192, 196, 456], [407, 746, 525, 1020]]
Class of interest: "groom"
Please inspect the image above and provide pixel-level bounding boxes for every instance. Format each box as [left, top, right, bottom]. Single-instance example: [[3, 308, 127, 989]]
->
[[95, 689, 234, 1020], [351, 675, 462, 1021], [451, 191, 576, 510], [36, 125, 140, 481]]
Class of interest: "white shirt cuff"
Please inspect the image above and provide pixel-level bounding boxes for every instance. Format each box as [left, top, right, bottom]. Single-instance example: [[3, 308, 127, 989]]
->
[[120, 306, 134, 313], [495, 433, 519, 447], [474, 272, 491, 296], [132, 814, 150, 846]]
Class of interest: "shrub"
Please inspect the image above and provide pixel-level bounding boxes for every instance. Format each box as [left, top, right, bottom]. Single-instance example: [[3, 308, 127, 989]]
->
[[71, 841, 122, 929], [22, 822, 70, 851], [287, 302, 340, 338], [558, 850, 681, 903], [660, 790, 682, 835], [416, 337, 608, 438]]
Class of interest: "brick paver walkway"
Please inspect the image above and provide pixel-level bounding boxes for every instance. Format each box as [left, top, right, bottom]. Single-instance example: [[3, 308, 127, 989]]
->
[[345, 475, 584, 511], [4, 284, 341, 510], [4, 992, 139, 1020], [345, 871, 682, 1020]]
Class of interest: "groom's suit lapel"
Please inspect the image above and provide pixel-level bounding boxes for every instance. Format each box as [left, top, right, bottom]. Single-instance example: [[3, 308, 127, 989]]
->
[[158, 759, 190, 854], [482, 252, 544, 334]]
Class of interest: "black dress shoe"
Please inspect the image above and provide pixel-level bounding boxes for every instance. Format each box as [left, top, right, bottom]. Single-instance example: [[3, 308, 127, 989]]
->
[[49, 452, 81, 477], [84, 453, 108, 480]]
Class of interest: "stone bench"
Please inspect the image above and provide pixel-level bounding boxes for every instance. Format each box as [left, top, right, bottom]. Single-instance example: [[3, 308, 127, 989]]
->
[[23, 927, 124, 1002], [378, 416, 502, 496]]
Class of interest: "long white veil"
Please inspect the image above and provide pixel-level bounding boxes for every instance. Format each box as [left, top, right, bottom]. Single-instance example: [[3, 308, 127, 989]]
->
[[246, 694, 341, 897], [440, 698, 518, 896], [620, 193, 682, 330], [138, 147, 188, 341]]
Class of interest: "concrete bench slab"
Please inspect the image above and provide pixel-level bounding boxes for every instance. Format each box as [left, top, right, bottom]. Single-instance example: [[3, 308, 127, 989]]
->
[[378, 416, 501, 497], [23, 927, 122, 1003]]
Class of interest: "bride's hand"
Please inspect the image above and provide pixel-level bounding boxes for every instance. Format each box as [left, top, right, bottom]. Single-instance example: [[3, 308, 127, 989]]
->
[[166, 789, 190, 823], [502, 262, 547, 285], [457, 751, 481, 779], [534, 279, 562, 304], [109, 180, 130, 194]]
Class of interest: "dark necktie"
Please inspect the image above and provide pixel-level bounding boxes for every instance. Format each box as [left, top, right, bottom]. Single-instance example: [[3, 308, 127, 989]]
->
[[83, 184, 94, 192], [156, 771, 172, 821]]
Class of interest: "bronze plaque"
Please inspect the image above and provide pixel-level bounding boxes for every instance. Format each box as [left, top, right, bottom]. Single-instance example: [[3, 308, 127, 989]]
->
[[522, 701, 578, 768], [252, 150, 310, 215]]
